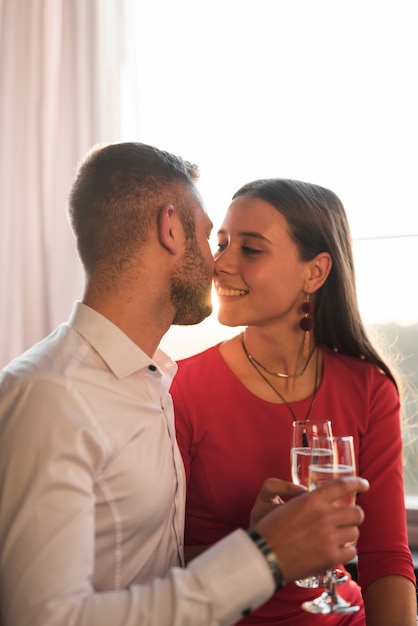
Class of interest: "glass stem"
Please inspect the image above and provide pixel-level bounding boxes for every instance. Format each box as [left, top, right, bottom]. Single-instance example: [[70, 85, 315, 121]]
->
[[325, 570, 339, 601]]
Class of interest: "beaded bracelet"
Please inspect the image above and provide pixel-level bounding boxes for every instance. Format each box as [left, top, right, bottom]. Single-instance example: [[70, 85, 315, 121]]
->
[[247, 529, 286, 591]]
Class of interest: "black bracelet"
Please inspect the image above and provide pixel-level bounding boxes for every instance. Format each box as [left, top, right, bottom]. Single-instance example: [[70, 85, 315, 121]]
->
[[247, 529, 286, 591]]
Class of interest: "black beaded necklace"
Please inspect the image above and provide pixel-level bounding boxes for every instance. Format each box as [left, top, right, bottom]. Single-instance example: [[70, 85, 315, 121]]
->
[[241, 332, 320, 422]]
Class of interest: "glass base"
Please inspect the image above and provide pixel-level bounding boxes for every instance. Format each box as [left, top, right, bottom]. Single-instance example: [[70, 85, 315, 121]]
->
[[295, 567, 348, 589], [295, 576, 322, 589], [302, 591, 361, 615]]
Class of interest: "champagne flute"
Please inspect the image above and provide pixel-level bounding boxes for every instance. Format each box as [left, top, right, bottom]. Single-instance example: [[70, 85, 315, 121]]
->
[[291, 420, 333, 588], [302, 435, 361, 615], [291, 420, 333, 488]]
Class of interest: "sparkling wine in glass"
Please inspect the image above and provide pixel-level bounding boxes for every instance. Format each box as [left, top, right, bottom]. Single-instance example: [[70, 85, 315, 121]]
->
[[291, 420, 333, 487], [301, 435, 361, 615], [290, 420, 333, 588]]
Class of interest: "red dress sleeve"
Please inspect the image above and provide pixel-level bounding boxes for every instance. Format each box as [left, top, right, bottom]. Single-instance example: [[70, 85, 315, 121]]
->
[[318, 349, 415, 590]]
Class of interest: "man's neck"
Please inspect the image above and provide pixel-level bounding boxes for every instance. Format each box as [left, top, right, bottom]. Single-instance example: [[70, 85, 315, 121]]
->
[[82, 293, 173, 358]]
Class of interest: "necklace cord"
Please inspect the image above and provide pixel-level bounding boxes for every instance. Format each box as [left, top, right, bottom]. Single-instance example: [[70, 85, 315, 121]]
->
[[241, 332, 320, 421], [245, 339, 316, 378]]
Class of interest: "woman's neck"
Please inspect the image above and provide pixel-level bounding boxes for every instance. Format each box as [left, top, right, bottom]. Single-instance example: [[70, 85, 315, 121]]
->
[[242, 326, 311, 378]]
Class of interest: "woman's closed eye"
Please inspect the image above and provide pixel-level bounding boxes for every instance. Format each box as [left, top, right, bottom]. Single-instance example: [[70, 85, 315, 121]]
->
[[242, 246, 262, 255], [214, 240, 263, 256]]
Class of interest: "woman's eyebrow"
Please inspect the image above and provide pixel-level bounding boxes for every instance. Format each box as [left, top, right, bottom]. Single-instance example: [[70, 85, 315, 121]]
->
[[217, 228, 273, 245]]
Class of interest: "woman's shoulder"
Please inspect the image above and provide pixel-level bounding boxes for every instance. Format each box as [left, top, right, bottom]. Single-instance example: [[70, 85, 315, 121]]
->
[[176, 343, 222, 366], [173, 343, 227, 384], [322, 345, 395, 390]]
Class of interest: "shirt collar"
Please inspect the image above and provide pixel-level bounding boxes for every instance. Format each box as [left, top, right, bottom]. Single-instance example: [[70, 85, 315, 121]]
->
[[68, 301, 177, 380]]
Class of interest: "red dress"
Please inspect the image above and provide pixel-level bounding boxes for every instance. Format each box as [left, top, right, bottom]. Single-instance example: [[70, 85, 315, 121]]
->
[[171, 344, 416, 625]]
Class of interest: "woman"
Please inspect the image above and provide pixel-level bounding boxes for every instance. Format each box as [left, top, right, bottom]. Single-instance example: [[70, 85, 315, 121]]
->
[[171, 179, 416, 625]]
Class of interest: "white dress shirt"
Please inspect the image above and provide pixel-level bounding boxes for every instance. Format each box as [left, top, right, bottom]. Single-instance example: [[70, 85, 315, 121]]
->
[[0, 302, 273, 626]]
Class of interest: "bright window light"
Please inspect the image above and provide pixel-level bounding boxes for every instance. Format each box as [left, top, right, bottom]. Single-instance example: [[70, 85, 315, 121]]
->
[[120, 0, 418, 498]]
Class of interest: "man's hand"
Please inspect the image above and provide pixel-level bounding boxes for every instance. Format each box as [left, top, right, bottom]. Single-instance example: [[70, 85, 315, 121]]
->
[[253, 476, 369, 583]]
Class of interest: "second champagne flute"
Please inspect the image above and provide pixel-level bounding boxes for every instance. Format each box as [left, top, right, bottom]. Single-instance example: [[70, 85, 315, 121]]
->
[[302, 435, 361, 615]]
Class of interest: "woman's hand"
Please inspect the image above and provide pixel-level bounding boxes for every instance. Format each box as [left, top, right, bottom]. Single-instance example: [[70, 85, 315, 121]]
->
[[249, 477, 306, 527]]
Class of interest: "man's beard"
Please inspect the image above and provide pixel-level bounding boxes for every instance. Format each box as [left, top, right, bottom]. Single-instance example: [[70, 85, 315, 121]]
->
[[170, 239, 213, 326]]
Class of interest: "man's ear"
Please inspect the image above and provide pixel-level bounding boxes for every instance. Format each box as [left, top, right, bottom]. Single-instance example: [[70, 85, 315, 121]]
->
[[305, 252, 332, 292], [158, 204, 181, 254]]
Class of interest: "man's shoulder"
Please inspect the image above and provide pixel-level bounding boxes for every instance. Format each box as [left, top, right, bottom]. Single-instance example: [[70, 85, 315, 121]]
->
[[0, 323, 85, 390]]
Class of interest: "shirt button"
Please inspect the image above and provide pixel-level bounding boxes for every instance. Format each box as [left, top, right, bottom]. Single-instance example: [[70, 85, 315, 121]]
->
[[148, 365, 157, 371]]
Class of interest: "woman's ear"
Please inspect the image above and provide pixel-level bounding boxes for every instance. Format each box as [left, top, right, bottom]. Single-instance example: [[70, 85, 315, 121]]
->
[[158, 204, 181, 255], [305, 252, 332, 292]]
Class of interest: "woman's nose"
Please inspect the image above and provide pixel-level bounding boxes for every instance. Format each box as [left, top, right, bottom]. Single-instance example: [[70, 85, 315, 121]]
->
[[214, 246, 235, 273]]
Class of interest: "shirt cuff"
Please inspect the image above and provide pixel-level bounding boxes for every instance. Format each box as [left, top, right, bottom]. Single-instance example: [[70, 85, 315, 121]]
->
[[187, 528, 275, 625]]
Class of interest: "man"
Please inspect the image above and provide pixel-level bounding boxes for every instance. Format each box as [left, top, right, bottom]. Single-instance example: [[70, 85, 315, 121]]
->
[[0, 142, 368, 626]]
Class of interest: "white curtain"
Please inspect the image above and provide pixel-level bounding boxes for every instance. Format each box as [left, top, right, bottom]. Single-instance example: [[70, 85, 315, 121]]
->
[[0, 0, 123, 368]]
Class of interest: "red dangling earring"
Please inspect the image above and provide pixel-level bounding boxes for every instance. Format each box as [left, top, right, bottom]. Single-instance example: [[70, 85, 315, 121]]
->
[[299, 292, 314, 358]]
